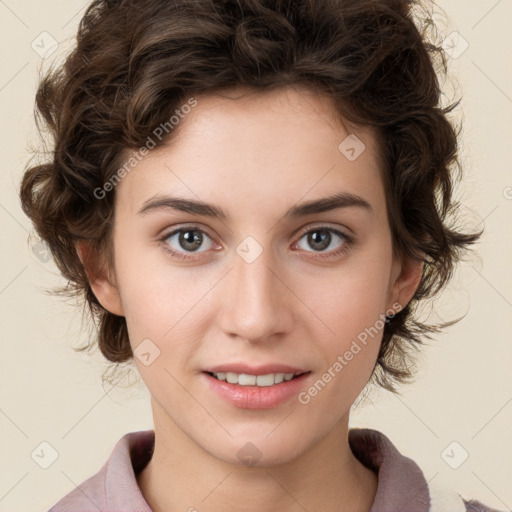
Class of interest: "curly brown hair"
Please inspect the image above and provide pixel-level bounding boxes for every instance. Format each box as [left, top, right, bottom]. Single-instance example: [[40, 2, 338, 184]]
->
[[19, 0, 481, 392]]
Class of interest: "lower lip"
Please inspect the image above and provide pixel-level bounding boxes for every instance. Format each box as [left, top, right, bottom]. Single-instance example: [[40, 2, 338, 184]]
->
[[202, 372, 311, 410]]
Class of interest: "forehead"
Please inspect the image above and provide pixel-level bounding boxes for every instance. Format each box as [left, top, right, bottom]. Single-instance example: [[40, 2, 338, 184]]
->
[[115, 85, 385, 217]]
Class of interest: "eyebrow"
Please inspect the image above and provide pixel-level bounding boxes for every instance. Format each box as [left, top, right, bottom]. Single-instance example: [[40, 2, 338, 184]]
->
[[137, 191, 372, 220]]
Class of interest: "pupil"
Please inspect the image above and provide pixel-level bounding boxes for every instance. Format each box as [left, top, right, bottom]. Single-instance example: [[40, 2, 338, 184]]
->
[[309, 230, 330, 251], [180, 230, 202, 251]]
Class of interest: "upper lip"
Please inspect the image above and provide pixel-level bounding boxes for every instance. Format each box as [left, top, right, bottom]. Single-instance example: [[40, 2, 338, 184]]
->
[[203, 363, 309, 376]]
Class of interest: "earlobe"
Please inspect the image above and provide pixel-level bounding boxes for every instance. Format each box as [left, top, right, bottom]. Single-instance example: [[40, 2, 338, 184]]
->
[[388, 254, 424, 311], [75, 241, 125, 316]]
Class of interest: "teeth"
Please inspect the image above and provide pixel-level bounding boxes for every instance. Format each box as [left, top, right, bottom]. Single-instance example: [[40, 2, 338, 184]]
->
[[239, 373, 256, 385], [211, 372, 299, 386], [274, 373, 284, 384], [256, 374, 274, 386], [226, 372, 238, 384]]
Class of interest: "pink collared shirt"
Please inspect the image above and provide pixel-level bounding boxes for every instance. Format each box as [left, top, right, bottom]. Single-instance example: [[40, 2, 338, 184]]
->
[[47, 428, 500, 512]]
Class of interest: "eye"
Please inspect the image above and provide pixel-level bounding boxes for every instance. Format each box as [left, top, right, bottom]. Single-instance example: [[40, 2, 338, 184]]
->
[[294, 226, 352, 259], [159, 224, 352, 262], [160, 226, 217, 260]]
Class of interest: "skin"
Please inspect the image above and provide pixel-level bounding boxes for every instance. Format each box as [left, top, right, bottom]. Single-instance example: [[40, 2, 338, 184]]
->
[[78, 84, 423, 512]]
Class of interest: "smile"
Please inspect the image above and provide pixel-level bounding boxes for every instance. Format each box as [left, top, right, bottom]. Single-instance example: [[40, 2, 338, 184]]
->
[[203, 370, 312, 409], [207, 371, 306, 387]]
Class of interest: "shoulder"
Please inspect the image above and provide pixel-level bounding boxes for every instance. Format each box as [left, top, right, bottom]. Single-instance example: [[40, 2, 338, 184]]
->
[[429, 480, 504, 512], [348, 427, 505, 512], [46, 463, 108, 511], [463, 498, 506, 512], [46, 430, 154, 512]]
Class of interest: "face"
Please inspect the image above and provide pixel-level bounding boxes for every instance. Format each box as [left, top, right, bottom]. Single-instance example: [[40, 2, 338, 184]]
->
[[88, 85, 418, 466]]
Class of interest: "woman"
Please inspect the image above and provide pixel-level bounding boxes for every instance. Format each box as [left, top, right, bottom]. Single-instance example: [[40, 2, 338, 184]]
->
[[20, 0, 499, 510]]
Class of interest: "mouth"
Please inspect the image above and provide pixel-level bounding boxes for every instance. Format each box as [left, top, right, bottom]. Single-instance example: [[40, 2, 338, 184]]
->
[[204, 371, 309, 387], [202, 367, 312, 409]]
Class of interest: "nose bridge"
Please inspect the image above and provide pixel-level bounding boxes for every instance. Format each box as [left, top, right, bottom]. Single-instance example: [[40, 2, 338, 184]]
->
[[219, 237, 290, 341]]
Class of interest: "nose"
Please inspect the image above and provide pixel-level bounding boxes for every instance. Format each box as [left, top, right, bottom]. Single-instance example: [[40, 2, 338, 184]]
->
[[218, 241, 294, 344]]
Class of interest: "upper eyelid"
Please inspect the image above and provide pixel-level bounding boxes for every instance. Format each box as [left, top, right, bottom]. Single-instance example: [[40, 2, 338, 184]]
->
[[294, 223, 350, 238], [161, 224, 215, 242]]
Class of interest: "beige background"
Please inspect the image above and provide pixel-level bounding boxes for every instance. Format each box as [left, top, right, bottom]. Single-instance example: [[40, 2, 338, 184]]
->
[[1, 1, 511, 510]]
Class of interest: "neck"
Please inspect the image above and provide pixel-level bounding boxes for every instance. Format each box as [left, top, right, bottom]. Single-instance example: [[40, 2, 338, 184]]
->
[[137, 401, 378, 512]]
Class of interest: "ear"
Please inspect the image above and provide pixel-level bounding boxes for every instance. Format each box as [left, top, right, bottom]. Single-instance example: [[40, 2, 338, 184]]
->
[[387, 253, 424, 312], [76, 241, 125, 316]]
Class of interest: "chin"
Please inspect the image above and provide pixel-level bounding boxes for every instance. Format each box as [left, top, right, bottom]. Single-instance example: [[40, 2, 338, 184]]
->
[[198, 427, 315, 468]]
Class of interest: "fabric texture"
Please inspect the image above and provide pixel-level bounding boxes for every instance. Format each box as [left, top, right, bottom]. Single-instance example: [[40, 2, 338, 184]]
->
[[47, 428, 501, 512]]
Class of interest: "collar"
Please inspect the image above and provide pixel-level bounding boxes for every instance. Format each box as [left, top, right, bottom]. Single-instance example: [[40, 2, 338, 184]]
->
[[101, 427, 432, 512]]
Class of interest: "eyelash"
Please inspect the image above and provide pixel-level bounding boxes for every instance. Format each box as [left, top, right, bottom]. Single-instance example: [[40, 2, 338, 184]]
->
[[159, 224, 353, 262]]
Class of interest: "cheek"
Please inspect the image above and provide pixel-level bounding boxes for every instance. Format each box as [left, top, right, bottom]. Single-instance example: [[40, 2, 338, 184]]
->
[[294, 238, 393, 401], [302, 243, 393, 342], [113, 230, 197, 328], [297, 268, 390, 412]]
